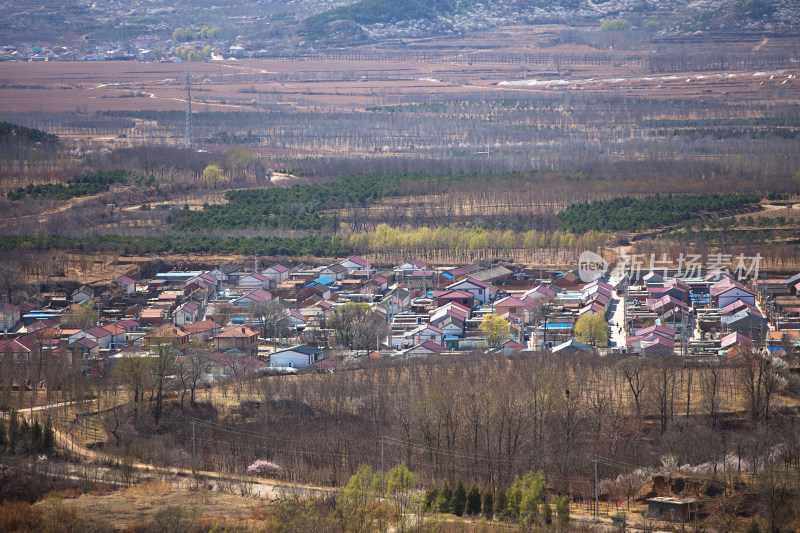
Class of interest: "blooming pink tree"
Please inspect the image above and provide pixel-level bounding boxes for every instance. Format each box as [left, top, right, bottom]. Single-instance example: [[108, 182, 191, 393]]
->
[[246, 459, 282, 478]]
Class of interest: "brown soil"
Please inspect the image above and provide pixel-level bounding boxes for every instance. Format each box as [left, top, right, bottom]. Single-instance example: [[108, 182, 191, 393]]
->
[[1, 24, 797, 115]]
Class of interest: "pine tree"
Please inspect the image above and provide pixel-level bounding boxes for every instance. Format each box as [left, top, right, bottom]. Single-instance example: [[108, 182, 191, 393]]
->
[[437, 481, 452, 513], [423, 485, 438, 511], [494, 487, 507, 519], [31, 418, 42, 454], [19, 418, 30, 454], [0, 419, 6, 449], [556, 495, 570, 527], [451, 479, 466, 516], [7, 410, 18, 453], [543, 502, 553, 524], [481, 485, 494, 519], [466, 484, 481, 516], [42, 415, 55, 454]]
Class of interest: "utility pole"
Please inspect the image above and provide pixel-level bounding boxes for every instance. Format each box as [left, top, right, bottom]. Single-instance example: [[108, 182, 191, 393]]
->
[[381, 436, 385, 497], [18, 360, 24, 410], [594, 458, 599, 521], [681, 311, 688, 357], [623, 277, 628, 339], [185, 71, 194, 150], [191, 419, 196, 474]]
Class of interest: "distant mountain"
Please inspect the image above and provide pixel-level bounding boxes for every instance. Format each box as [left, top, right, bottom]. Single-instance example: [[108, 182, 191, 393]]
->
[[303, 0, 799, 43]]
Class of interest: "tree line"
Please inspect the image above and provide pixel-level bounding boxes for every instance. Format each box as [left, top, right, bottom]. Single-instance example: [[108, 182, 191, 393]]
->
[[6, 170, 140, 201], [558, 193, 761, 233], [168, 171, 531, 232]]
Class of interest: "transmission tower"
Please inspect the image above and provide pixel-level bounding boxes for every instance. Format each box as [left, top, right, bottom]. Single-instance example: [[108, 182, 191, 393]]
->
[[185, 71, 194, 150]]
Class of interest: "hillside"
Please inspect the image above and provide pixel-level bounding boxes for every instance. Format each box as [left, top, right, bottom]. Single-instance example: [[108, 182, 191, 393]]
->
[[304, 0, 800, 43]]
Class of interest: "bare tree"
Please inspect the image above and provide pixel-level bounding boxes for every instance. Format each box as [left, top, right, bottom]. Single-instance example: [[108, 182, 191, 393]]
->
[[178, 340, 212, 407], [0, 261, 26, 304], [102, 402, 134, 447], [617, 357, 648, 416], [734, 347, 785, 423], [252, 299, 287, 340], [700, 359, 725, 430]]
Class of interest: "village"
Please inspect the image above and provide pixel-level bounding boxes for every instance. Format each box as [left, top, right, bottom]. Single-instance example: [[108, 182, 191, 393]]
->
[[1, 253, 798, 387]]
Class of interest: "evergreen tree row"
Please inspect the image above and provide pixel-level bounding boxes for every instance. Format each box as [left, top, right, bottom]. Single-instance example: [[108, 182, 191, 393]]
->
[[422, 472, 570, 526], [0, 411, 56, 456], [6, 170, 136, 201], [558, 193, 760, 233]]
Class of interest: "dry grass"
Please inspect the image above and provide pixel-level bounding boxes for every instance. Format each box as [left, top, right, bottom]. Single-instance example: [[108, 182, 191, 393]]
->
[[45, 481, 262, 529], [122, 480, 173, 498]]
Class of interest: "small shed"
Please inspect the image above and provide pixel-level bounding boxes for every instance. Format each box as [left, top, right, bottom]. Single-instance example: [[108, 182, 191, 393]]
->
[[646, 497, 698, 522]]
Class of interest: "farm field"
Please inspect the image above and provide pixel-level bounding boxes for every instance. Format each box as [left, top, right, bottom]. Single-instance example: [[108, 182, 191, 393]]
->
[[0, 25, 798, 119]]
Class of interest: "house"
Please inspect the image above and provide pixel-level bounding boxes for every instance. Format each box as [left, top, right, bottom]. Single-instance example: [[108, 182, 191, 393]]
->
[[636, 325, 676, 341], [319, 263, 349, 281], [405, 324, 444, 346], [184, 274, 216, 296], [552, 272, 582, 290], [642, 272, 665, 286], [0, 338, 32, 362], [399, 340, 446, 357], [140, 308, 166, 326], [68, 326, 113, 350], [647, 284, 689, 304], [767, 330, 800, 346], [721, 310, 767, 339], [522, 285, 558, 306], [650, 295, 690, 316], [364, 276, 388, 293], [235, 356, 266, 375], [207, 351, 235, 378], [395, 260, 427, 277], [434, 290, 475, 309], [101, 323, 128, 347], [493, 296, 532, 322], [445, 277, 494, 305], [431, 312, 466, 337], [238, 273, 270, 290], [146, 279, 167, 292], [502, 339, 526, 352], [117, 319, 141, 333], [146, 324, 190, 350], [340, 257, 370, 272], [296, 285, 330, 303], [721, 299, 761, 317], [711, 279, 755, 309], [214, 326, 258, 355], [640, 335, 675, 356], [261, 264, 290, 284], [67, 338, 100, 359], [115, 275, 136, 296], [579, 301, 607, 316], [231, 288, 272, 307], [470, 266, 513, 286], [431, 302, 471, 321], [209, 264, 238, 282], [71, 286, 94, 303], [269, 344, 322, 368], [181, 319, 221, 341], [721, 331, 752, 352], [285, 309, 308, 329], [173, 301, 202, 326], [551, 339, 593, 355]]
